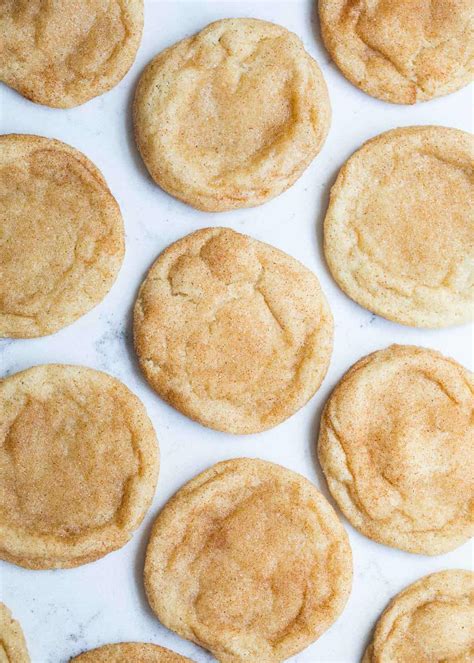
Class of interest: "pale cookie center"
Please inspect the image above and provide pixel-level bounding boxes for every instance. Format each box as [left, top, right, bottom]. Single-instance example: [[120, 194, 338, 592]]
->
[[193, 489, 320, 641], [0, 153, 111, 317], [173, 38, 297, 176], [354, 153, 473, 288], [0, 391, 138, 537], [185, 294, 287, 403], [165, 233, 314, 413], [2, 0, 127, 83], [354, 371, 472, 527]]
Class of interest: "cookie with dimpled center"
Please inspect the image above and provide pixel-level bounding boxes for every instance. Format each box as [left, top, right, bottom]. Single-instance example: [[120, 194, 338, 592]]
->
[[144, 458, 352, 663], [319, 0, 474, 104], [324, 126, 473, 328], [134, 227, 333, 434], [0, 0, 143, 108], [133, 18, 331, 211], [362, 570, 474, 662], [318, 345, 474, 555], [0, 364, 159, 569], [0, 134, 125, 338]]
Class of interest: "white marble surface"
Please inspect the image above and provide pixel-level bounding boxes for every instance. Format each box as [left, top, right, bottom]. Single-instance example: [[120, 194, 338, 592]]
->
[[0, 1, 472, 662]]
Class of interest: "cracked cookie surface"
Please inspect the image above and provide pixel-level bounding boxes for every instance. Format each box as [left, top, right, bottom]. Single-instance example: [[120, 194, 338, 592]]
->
[[318, 345, 474, 555], [71, 642, 193, 662], [144, 458, 352, 663], [0, 603, 30, 663], [362, 570, 474, 662], [0, 134, 124, 338], [134, 228, 333, 434], [0, 0, 143, 108], [0, 364, 159, 569], [323, 126, 473, 328], [319, 0, 474, 104], [133, 18, 330, 211]]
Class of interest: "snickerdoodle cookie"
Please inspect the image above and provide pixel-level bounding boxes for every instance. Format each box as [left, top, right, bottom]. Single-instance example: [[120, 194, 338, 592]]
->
[[0, 603, 30, 663], [0, 364, 159, 569], [324, 126, 473, 328], [144, 458, 352, 663], [0, 134, 124, 338], [0, 0, 143, 108], [319, 0, 474, 104], [362, 570, 474, 662], [318, 345, 473, 555], [133, 18, 330, 211], [71, 643, 193, 662], [134, 228, 333, 434]]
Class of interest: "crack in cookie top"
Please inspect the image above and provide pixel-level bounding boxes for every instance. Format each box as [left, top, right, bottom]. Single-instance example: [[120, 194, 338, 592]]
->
[[0, 603, 30, 663]]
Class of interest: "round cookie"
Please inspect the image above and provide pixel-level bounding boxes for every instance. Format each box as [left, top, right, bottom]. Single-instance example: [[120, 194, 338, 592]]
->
[[70, 642, 193, 662], [0, 364, 159, 569], [0, 603, 30, 663], [144, 458, 352, 663], [318, 345, 474, 555], [324, 126, 473, 328], [362, 570, 474, 662], [319, 0, 474, 104], [133, 18, 330, 211], [0, 0, 143, 108], [134, 227, 333, 434], [0, 134, 125, 338]]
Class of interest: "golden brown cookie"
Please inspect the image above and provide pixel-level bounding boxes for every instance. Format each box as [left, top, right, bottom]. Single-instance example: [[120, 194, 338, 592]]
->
[[0, 0, 143, 108], [324, 126, 473, 328], [133, 18, 330, 211], [0, 603, 30, 663], [0, 134, 125, 338], [362, 570, 474, 662], [144, 458, 352, 663], [0, 364, 159, 569], [134, 227, 333, 434], [70, 642, 193, 662], [318, 345, 474, 555], [319, 0, 474, 104]]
